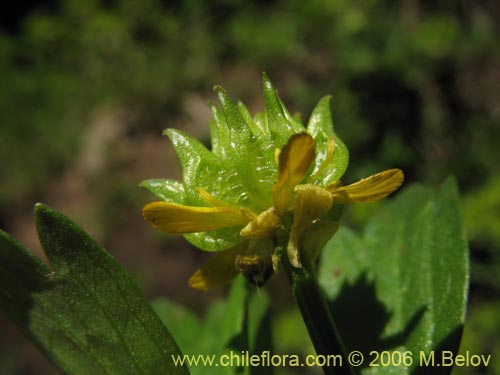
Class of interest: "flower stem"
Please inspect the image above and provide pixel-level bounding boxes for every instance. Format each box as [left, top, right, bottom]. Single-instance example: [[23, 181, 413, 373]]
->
[[279, 234, 358, 375]]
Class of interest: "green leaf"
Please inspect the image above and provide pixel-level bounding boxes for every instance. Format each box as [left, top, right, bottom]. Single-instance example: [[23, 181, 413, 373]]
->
[[163, 128, 220, 204], [139, 178, 185, 203], [306, 95, 349, 184], [246, 289, 273, 361], [153, 278, 247, 375], [153, 276, 272, 375], [214, 85, 253, 143], [164, 128, 245, 252], [237, 101, 262, 137], [0, 203, 187, 375], [262, 72, 303, 147], [212, 85, 276, 212], [208, 101, 231, 158], [151, 298, 203, 356], [319, 178, 469, 374]]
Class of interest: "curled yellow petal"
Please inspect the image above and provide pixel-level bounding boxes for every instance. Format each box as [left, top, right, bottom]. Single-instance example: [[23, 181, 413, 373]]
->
[[272, 133, 316, 215], [329, 168, 404, 203], [240, 207, 281, 239], [188, 245, 245, 291], [143, 201, 252, 234], [288, 184, 333, 268]]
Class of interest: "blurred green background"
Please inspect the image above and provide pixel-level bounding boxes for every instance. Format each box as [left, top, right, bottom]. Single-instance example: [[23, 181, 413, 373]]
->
[[1, 0, 499, 374]]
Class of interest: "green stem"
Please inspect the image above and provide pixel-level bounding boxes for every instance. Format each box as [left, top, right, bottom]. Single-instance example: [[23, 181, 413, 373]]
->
[[279, 236, 357, 375]]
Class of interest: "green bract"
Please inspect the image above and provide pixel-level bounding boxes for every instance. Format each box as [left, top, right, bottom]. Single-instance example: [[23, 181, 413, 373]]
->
[[141, 73, 349, 252]]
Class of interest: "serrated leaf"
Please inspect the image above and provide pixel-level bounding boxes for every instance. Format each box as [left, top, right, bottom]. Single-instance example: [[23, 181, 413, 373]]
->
[[0, 203, 187, 375], [318, 178, 469, 375]]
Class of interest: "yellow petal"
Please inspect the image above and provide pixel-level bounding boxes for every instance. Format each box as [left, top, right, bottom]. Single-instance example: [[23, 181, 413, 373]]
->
[[272, 133, 316, 215], [288, 184, 333, 268], [143, 201, 251, 234], [188, 245, 245, 291], [240, 207, 281, 239], [274, 148, 281, 165], [329, 168, 404, 204], [301, 220, 339, 266]]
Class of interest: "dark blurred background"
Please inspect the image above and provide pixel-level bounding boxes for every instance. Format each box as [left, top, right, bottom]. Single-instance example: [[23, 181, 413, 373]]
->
[[1, 1, 499, 374]]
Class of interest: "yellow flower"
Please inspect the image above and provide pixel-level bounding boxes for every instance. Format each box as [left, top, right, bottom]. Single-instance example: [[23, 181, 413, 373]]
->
[[143, 132, 404, 290]]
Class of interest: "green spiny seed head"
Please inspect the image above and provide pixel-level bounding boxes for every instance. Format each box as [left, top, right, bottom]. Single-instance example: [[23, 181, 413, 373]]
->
[[142, 73, 404, 290], [141, 73, 349, 252]]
